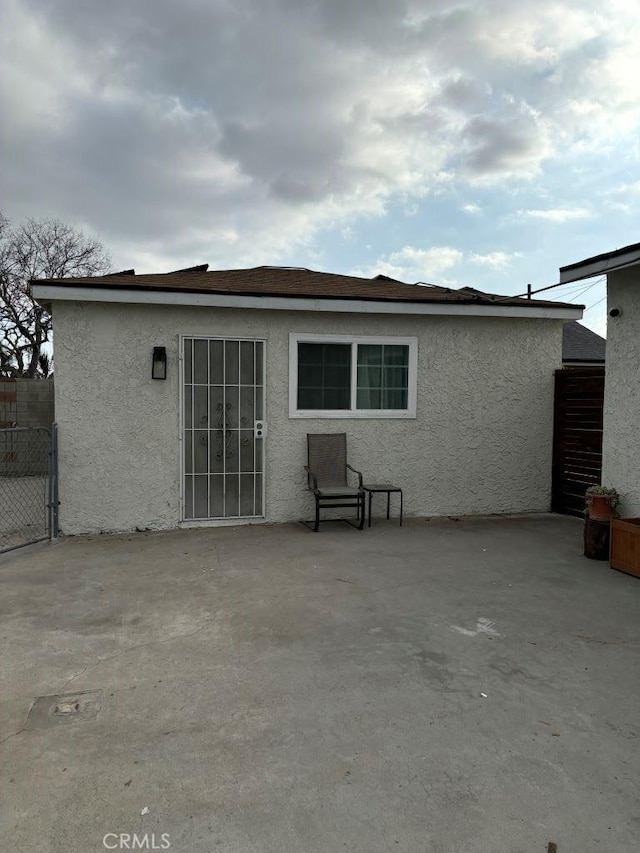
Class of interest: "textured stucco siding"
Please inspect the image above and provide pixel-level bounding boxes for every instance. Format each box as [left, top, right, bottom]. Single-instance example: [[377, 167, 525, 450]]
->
[[51, 300, 562, 534], [602, 268, 640, 515]]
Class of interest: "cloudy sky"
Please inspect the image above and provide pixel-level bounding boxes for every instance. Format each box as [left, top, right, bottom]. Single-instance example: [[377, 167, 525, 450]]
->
[[3, 0, 640, 335]]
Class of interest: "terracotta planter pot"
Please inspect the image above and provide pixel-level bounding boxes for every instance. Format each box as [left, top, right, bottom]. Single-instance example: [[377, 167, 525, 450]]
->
[[586, 493, 616, 521]]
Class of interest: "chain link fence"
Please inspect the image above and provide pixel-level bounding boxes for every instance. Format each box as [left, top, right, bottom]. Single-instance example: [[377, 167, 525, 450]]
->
[[0, 426, 58, 553]]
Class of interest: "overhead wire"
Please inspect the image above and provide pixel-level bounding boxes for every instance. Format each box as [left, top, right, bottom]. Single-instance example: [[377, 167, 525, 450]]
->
[[584, 295, 607, 313], [491, 251, 640, 303], [564, 278, 605, 303]]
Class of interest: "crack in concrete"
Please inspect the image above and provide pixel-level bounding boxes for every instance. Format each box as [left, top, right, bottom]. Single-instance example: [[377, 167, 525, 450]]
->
[[1, 623, 212, 747], [59, 620, 213, 694], [0, 700, 35, 746]]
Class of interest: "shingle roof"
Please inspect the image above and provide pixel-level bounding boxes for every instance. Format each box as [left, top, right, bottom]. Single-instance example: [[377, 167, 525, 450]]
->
[[560, 240, 640, 274], [562, 321, 606, 363], [32, 265, 579, 309]]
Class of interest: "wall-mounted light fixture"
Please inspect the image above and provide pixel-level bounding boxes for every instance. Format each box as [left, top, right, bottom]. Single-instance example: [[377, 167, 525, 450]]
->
[[152, 346, 167, 380]]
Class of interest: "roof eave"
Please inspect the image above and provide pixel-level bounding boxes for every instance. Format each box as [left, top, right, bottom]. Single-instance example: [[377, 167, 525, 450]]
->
[[31, 283, 583, 320], [559, 243, 640, 284]]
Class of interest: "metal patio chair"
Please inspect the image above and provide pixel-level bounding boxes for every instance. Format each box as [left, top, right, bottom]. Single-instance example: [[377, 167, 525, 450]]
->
[[304, 433, 365, 531]]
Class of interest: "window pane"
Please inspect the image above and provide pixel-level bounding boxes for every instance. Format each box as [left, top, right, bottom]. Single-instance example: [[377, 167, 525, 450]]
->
[[384, 366, 408, 390], [356, 388, 381, 409], [384, 345, 409, 366], [357, 344, 382, 365], [357, 364, 381, 388], [382, 388, 408, 409], [323, 386, 351, 409], [298, 388, 323, 409], [297, 343, 351, 410], [356, 343, 409, 410]]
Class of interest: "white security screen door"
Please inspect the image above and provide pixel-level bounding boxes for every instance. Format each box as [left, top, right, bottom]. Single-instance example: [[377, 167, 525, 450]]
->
[[182, 338, 265, 519]]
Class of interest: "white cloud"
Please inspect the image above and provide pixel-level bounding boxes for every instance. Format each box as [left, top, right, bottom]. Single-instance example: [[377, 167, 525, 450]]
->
[[520, 207, 592, 222], [1, 0, 640, 269], [357, 243, 520, 282], [469, 251, 520, 270], [356, 245, 463, 282], [461, 203, 481, 214], [604, 180, 640, 212]]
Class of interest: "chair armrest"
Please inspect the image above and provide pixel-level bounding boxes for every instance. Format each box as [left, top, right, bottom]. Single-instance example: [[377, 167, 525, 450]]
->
[[304, 465, 318, 491], [346, 464, 363, 489]]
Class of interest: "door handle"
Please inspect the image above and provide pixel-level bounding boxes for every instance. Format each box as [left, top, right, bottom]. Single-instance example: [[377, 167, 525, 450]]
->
[[254, 421, 266, 438]]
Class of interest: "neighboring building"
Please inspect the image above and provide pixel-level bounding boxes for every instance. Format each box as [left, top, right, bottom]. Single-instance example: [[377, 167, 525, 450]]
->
[[0, 378, 55, 429], [562, 321, 606, 367], [560, 241, 640, 516], [31, 267, 581, 535]]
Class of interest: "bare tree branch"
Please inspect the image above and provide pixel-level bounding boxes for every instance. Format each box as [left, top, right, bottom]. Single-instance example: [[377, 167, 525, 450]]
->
[[0, 214, 111, 377]]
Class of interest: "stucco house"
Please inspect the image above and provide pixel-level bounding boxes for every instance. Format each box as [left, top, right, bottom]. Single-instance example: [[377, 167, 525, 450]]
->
[[31, 266, 581, 535], [560, 241, 640, 516]]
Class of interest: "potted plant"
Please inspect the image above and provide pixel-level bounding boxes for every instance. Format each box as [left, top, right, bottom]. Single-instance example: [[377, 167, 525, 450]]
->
[[585, 486, 619, 522]]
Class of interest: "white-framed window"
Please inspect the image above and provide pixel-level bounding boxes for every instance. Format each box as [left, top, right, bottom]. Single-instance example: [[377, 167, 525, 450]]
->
[[289, 333, 417, 418]]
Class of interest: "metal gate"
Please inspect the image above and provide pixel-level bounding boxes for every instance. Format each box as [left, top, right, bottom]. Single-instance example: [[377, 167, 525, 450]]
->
[[181, 338, 266, 520], [551, 368, 605, 517], [0, 424, 59, 552]]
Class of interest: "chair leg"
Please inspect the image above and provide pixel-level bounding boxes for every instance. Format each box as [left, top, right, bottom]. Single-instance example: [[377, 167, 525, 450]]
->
[[359, 493, 365, 529], [314, 496, 320, 532]]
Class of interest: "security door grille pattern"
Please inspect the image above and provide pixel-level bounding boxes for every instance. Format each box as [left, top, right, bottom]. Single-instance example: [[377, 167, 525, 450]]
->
[[183, 338, 265, 519]]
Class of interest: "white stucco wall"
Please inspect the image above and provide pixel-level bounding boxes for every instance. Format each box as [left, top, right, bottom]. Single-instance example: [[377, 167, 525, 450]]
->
[[50, 300, 563, 534], [602, 267, 640, 515]]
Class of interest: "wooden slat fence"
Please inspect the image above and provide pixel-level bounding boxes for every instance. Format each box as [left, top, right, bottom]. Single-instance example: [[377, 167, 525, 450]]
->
[[551, 367, 605, 517]]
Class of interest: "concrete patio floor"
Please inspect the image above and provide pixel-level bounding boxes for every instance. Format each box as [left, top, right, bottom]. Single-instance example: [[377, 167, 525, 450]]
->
[[1, 515, 639, 853]]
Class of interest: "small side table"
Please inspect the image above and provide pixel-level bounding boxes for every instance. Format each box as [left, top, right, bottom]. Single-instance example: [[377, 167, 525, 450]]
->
[[363, 484, 403, 528]]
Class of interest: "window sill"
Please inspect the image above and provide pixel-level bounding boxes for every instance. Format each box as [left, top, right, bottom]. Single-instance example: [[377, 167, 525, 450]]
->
[[289, 409, 416, 419]]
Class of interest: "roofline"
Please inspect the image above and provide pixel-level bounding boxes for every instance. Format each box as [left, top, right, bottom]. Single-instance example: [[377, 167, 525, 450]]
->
[[559, 241, 640, 284], [31, 283, 583, 320]]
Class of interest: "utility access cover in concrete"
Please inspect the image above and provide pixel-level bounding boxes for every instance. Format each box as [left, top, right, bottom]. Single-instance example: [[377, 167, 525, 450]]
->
[[25, 690, 102, 730]]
